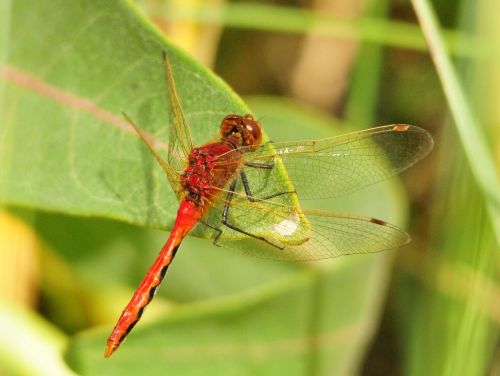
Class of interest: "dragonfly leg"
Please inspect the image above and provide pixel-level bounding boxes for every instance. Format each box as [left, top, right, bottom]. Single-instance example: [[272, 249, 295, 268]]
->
[[240, 170, 295, 202], [221, 180, 285, 250], [245, 161, 274, 169], [199, 220, 224, 247], [244, 143, 275, 170]]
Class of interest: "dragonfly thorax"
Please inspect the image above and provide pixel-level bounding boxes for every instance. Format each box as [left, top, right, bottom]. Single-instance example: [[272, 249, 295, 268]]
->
[[220, 114, 262, 151], [181, 143, 241, 205], [181, 148, 215, 201]]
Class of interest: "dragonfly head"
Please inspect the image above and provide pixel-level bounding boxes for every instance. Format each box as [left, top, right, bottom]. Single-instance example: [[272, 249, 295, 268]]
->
[[220, 114, 262, 151]]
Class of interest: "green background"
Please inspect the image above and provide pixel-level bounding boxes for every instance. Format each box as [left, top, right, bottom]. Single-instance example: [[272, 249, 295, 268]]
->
[[1, 0, 498, 375]]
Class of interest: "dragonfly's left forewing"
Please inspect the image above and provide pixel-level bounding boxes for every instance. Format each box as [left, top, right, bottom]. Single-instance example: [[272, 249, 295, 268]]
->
[[241, 124, 433, 200]]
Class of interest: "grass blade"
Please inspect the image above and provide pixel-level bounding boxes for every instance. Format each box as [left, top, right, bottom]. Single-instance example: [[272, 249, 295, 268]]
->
[[411, 0, 500, 245]]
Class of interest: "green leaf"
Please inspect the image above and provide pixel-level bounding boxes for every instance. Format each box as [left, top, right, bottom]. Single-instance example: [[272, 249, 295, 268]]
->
[[0, 0, 254, 230], [411, 0, 500, 243], [397, 1, 500, 375]]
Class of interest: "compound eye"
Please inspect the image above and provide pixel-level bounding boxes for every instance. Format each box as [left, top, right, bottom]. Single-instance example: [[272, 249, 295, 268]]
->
[[246, 123, 261, 141]]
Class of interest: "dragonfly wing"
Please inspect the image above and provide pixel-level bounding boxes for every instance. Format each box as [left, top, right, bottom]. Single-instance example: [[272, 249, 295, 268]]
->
[[285, 209, 410, 260], [162, 52, 194, 174], [197, 188, 409, 260], [241, 124, 433, 199], [123, 113, 183, 198]]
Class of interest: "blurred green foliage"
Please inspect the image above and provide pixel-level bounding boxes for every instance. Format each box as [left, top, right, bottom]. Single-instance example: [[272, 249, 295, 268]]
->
[[0, 0, 498, 375]]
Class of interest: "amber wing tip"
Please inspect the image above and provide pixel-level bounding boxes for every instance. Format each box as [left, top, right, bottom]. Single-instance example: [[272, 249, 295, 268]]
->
[[392, 124, 410, 132]]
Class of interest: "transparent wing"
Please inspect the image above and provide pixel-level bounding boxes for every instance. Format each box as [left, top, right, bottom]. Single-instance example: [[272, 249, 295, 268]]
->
[[162, 52, 194, 173], [123, 113, 183, 198], [228, 124, 433, 199], [196, 187, 409, 261]]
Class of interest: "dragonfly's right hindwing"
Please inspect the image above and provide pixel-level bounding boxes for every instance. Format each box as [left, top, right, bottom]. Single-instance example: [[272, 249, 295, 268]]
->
[[197, 195, 409, 261]]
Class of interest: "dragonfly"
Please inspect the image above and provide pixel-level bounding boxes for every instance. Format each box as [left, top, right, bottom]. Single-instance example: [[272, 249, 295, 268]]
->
[[104, 52, 433, 358]]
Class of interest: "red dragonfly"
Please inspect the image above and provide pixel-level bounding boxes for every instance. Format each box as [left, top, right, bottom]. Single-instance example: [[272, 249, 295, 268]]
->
[[104, 52, 433, 357]]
